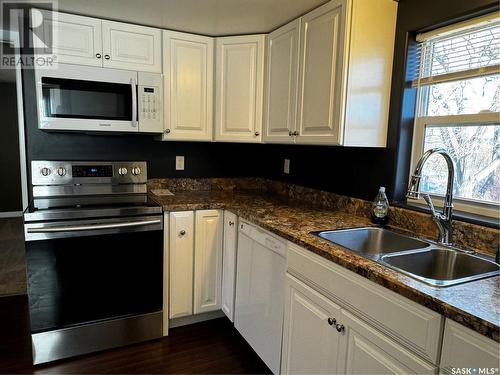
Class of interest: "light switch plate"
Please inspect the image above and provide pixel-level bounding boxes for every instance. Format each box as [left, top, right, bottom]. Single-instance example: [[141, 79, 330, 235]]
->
[[284, 159, 290, 174], [176, 156, 185, 171]]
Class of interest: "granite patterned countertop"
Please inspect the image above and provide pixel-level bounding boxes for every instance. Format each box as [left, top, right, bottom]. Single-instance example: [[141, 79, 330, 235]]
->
[[150, 190, 500, 342]]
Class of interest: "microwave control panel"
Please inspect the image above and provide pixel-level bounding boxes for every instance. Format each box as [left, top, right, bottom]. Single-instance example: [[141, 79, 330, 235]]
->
[[138, 72, 163, 133]]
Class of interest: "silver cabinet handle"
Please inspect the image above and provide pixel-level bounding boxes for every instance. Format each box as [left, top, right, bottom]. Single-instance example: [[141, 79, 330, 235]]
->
[[27, 219, 161, 233], [96, 53, 102, 59], [179, 230, 186, 236], [335, 323, 345, 333], [327, 317, 336, 326], [104, 54, 110, 60]]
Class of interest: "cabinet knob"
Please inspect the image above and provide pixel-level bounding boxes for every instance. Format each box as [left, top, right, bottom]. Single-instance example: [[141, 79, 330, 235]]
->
[[96, 53, 102, 59], [229, 221, 234, 226], [104, 54, 110, 60], [254, 131, 260, 136], [164, 129, 171, 134], [327, 317, 336, 326], [294, 131, 299, 136], [179, 230, 186, 236], [335, 323, 345, 333]]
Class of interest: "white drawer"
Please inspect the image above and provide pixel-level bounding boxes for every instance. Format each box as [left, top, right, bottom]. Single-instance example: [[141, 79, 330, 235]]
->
[[287, 243, 443, 364]]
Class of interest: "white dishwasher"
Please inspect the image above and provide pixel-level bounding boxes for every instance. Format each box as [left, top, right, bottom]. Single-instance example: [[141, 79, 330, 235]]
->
[[235, 219, 286, 375]]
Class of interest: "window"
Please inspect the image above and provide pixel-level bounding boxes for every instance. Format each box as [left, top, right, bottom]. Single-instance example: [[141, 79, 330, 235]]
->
[[411, 13, 500, 218]]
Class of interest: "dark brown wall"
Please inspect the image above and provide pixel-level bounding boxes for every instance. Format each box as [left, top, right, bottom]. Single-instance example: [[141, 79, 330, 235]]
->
[[0, 81, 23, 212]]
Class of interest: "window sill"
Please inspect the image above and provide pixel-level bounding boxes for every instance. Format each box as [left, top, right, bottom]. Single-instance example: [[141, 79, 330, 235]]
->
[[392, 201, 499, 229]]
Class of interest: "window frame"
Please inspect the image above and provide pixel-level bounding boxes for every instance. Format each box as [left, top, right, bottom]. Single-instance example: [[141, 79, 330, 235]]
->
[[409, 111, 500, 218], [408, 13, 500, 219]]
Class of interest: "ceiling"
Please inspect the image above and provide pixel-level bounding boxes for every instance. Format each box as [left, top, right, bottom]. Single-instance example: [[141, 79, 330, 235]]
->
[[52, 0, 329, 36]]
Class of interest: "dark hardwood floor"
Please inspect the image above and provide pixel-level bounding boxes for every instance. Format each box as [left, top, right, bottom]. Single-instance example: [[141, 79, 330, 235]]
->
[[0, 312, 271, 375]]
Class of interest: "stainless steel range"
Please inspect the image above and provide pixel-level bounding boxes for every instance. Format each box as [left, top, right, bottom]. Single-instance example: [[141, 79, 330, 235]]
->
[[24, 161, 164, 365]]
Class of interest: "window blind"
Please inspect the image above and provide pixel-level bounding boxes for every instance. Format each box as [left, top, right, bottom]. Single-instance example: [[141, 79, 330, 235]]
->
[[411, 12, 500, 87]]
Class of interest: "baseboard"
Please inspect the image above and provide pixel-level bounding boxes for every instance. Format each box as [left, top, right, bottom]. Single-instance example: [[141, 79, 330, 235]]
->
[[169, 310, 226, 328], [0, 211, 22, 218]]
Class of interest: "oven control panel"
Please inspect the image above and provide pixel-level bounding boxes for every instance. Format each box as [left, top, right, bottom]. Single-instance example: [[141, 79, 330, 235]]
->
[[31, 161, 148, 186]]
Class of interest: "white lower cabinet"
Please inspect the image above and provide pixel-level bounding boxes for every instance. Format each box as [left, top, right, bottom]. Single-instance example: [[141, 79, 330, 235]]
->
[[281, 274, 342, 374], [221, 211, 238, 321], [168, 210, 223, 320], [439, 319, 500, 374], [194, 210, 223, 314], [169, 211, 195, 319], [282, 274, 436, 375]]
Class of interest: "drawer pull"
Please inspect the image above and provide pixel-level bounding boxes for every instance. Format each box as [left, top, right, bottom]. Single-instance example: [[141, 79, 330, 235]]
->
[[327, 317, 336, 326], [179, 230, 186, 236], [335, 323, 345, 333]]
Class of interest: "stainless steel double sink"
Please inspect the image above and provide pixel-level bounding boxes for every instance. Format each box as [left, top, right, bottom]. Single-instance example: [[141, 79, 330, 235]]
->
[[312, 227, 499, 287]]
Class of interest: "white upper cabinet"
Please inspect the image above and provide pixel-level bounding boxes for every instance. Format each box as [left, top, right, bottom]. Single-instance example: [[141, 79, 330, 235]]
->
[[215, 35, 265, 143], [263, 19, 300, 144], [296, 0, 346, 145], [263, 0, 397, 147], [102, 20, 161, 73], [162, 31, 214, 141], [34, 10, 103, 66], [35, 10, 161, 73], [342, 0, 397, 146]]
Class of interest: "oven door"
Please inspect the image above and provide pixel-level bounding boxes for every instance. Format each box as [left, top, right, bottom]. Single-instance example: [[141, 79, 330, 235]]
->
[[24, 215, 163, 333], [35, 65, 138, 133]]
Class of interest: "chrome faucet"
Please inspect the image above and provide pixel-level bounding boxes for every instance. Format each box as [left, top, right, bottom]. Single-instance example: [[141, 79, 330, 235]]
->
[[407, 148, 455, 246]]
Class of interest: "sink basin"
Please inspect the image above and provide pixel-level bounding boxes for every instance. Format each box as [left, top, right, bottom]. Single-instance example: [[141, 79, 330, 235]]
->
[[314, 227, 429, 255], [380, 248, 500, 287]]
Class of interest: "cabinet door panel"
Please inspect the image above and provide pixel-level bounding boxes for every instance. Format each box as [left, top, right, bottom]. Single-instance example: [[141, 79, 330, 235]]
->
[[221, 211, 237, 321], [296, 0, 346, 145], [163, 31, 213, 141], [281, 274, 342, 375], [215, 35, 265, 143], [35, 10, 102, 66], [263, 19, 300, 143], [102, 20, 161, 73], [338, 310, 437, 375], [169, 211, 194, 319], [440, 319, 500, 374], [194, 210, 223, 314]]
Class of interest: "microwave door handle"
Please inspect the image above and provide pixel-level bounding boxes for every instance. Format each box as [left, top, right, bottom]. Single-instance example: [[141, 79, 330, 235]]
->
[[27, 218, 161, 233], [131, 78, 138, 127]]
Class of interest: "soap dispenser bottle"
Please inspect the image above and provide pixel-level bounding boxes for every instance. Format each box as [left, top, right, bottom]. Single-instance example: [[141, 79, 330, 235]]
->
[[372, 187, 389, 225]]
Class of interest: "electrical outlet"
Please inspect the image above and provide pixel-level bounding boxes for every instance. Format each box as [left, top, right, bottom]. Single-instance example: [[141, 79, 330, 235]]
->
[[176, 156, 185, 171], [284, 159, 290, 174]]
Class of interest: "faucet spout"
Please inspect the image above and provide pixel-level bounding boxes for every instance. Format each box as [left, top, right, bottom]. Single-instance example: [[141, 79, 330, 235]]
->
[[406, 148, 455, 246]]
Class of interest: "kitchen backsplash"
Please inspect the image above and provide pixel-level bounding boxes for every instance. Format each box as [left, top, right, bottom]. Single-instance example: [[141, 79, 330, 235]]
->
[[148, 177, 499, 256]]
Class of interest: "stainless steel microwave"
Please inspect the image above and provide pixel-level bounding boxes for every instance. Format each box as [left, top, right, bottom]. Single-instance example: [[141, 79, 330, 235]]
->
[[35, 64, 163, 133]]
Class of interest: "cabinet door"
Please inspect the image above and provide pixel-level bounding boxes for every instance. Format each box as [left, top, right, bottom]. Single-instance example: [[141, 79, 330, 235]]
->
[[102, 20, 161, 73], [440, 319, 500, 374], [263, 19, 300, 144], [194, 210, 223, 314], [34, 10, 103, 67], [221, 211, 238, 321], [215, 35, 265, 143], [296, 0, 346, 145], [169, 211, 194, 319], [337, 310, 437, 375], [281, 274, 342, 375], [163, 31, 214, 141]]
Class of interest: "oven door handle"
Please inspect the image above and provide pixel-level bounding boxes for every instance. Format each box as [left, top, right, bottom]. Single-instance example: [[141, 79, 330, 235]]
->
[[27, 218, 161, 233], [131, 77, 138, 127]]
